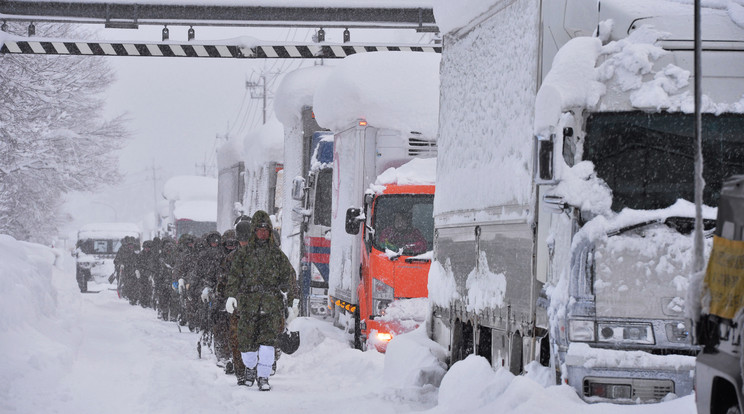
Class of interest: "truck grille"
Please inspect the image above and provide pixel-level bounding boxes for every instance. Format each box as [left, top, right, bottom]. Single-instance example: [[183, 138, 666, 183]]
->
[[408, 137, 437, 157]]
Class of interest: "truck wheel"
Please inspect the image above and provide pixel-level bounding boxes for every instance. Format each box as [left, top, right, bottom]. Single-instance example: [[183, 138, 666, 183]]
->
[[76, 268, 87, 293], [509, 332, 523, 375], [353, 311, 365, 351], [726, 405, 741, 414]]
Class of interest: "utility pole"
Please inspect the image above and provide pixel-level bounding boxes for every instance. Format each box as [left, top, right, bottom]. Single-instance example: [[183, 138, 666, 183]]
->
[[246, 72, 278, 125]]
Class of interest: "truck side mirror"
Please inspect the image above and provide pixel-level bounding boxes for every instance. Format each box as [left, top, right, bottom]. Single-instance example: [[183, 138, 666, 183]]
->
[[534, 134, 557, 185], [291, 176, 305, 201], [345, 208, 362, 235], [542, 194, 568, 214]]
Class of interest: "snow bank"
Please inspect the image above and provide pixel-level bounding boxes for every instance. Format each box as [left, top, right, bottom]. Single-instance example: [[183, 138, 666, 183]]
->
[[163, 175, 218, 201], [313, 52, 441, 137], [383, 325, 448, 389], [0, 235, 81, 409]]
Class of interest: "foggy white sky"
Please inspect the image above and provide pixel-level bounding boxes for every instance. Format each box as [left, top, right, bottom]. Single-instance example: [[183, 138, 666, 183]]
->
[[58, 23, 432, 242]]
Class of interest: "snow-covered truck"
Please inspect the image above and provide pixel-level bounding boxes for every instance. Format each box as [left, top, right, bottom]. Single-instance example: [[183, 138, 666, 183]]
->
[[241, 117, 285, 229], [74, 222, 141, 292], [274, 66, 335, 317], [161, 175, 218, 239], [314, 52, 439, 351], [428, 0, 744, 403], [296, 131, 335, 317], [694, 175, 744, 414]]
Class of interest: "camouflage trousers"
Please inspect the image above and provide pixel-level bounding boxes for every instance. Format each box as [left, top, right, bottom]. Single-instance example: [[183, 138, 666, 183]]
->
[[229, 313, 246, 379]]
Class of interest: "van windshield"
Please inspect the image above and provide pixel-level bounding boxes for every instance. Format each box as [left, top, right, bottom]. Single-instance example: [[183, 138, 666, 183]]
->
[[583, 111, 744, 212]]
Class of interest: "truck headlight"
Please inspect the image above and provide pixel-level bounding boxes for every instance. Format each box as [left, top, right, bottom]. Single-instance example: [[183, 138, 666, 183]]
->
[[372, 279, 394, 317], [569, 319, 595, 342], [665, 321, 690, 343], [597, 322, 654, 345]]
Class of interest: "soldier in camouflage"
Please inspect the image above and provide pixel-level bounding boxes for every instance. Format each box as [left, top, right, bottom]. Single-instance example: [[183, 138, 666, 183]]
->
[[225, 210, 297, 391]]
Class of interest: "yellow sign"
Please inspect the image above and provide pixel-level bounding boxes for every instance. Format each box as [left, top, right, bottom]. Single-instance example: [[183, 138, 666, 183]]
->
[[705, 236, 744, 320]]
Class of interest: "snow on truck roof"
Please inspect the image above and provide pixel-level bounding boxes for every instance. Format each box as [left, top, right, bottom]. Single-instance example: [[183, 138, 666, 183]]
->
[[313, 52, 440, 137], [274, 65, 335, 126], [77, 222, 141, 240], [163, 175, 218, 202], [173, 200, 218, 222]]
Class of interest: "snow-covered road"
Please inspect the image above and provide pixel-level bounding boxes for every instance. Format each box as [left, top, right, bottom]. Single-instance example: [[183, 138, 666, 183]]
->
[[1, 246, 699, 414]]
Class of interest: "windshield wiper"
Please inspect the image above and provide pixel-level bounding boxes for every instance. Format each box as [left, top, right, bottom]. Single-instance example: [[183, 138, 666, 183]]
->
[[607, 219, 663, 237], [607, 216, 717, 237]]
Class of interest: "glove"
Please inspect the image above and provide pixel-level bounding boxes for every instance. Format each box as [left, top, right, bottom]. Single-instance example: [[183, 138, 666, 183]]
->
[[225, 297, 237, 314], [286, 299, 300, 324], [171, 281, 178, 291], [135, 270, 141, 279], [201, 287, 211, 303], [178, 278, 186, 294]]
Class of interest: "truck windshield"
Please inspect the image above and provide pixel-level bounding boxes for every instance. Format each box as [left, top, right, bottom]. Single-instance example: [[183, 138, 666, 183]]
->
[[372, 194, 434, 255], [176, 220, 217, 239], [313, 169, 332, 227], [78, 239, 116, 254], [583, 111, 744, 212]]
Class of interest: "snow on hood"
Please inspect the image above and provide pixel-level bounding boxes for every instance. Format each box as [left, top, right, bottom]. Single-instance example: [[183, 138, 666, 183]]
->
[[370, 157, 436, 194], [242, 116, 284, 171], [173, 200, 217, 222], [313, 52, 440, 137], [274, 65, 335, 126], [163, 175, 218, 202], [567, 342, 695, 370]]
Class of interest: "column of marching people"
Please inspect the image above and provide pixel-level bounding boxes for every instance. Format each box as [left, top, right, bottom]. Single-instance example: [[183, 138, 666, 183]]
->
[[111, 210, 299, 391]]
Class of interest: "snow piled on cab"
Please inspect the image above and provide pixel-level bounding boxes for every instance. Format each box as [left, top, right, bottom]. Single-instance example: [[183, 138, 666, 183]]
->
[[313, 52, 440, 137], [370, 157, 436, 194]]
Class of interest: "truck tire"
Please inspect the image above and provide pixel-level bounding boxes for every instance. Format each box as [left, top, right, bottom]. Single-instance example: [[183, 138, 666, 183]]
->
[[76, 267, 88, 293], [726, 406, 741, 414], [353, 311, 365, 351], [509, 332, 523, 375]]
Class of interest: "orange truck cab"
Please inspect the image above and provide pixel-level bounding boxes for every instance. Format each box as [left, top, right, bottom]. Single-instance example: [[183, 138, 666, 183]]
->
[[357, 184, 434, 352]]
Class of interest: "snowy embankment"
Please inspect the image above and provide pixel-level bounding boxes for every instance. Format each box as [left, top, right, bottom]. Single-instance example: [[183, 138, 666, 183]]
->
[[1, 234, 698, 413]]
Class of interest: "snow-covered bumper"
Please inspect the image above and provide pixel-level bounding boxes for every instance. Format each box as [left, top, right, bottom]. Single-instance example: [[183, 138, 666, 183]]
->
[[563, 343, 695, 402]]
